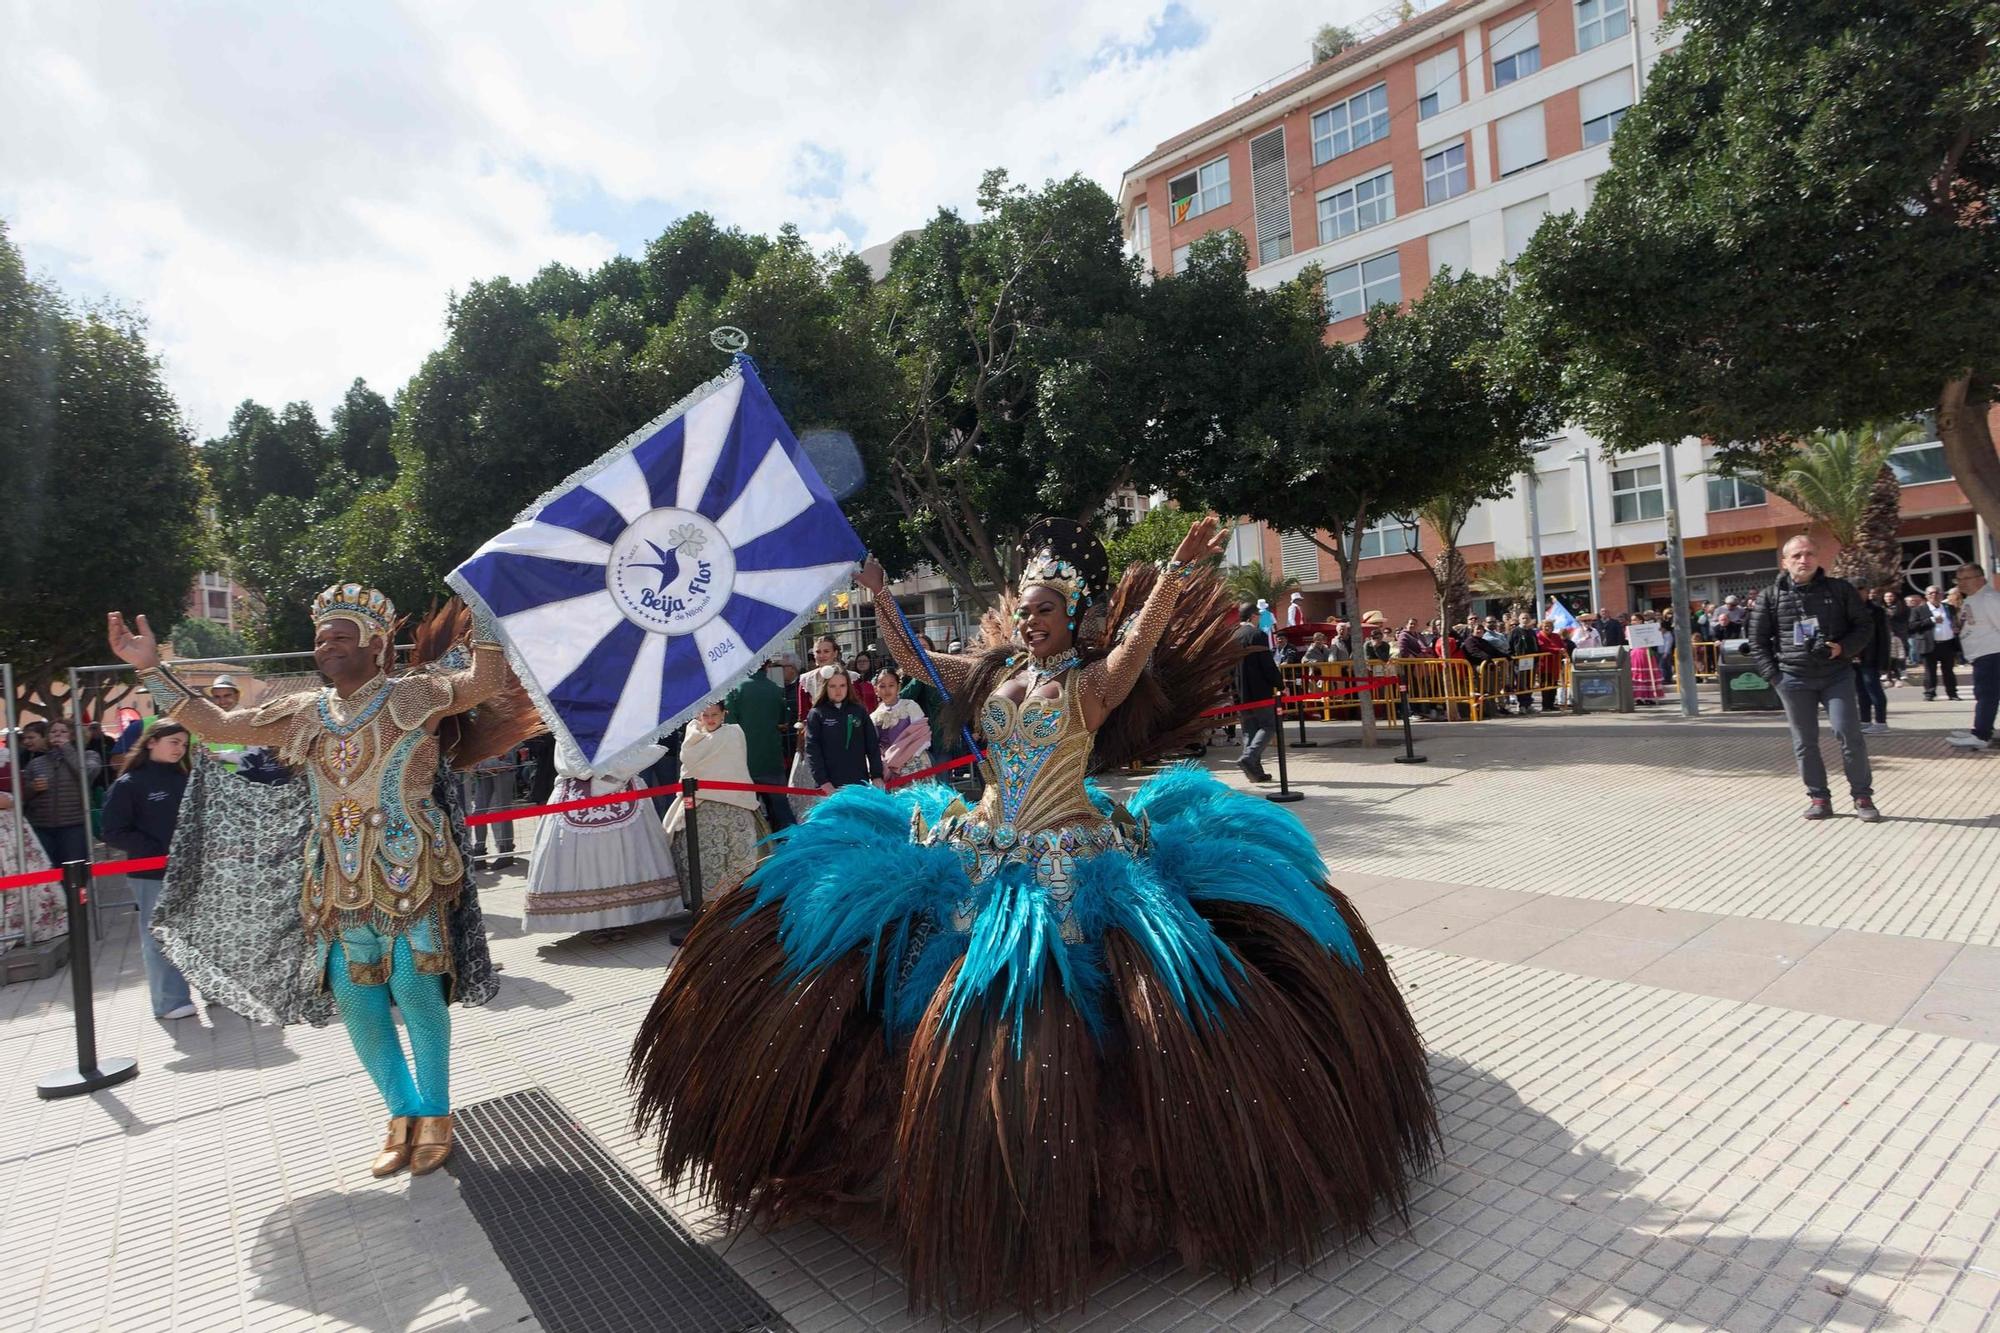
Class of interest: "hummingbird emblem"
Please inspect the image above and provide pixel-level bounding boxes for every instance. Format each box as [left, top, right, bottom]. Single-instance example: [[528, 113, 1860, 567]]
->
[[627, 523, 708, 592]]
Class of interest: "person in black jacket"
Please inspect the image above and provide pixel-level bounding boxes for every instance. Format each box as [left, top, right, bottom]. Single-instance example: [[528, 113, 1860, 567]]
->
[[804, 669, 883, 792], [1852, 585, 1893, 734], [1232, 602, 1281, 784], [100, 721, 197, 1017], [1747, 536, 1880, 821]]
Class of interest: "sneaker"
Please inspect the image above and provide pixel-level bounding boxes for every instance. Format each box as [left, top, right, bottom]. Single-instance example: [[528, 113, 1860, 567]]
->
[[161, 1003, 199, 1020], [1946, 733, 1994, 749], [1864, 722, 1890, 735], [1802, 798, 1833, 821], [1854, 798, 1883, 823]]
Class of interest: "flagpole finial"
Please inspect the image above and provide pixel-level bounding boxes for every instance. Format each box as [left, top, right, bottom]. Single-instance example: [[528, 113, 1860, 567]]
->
[[709, 326, 750, 355]]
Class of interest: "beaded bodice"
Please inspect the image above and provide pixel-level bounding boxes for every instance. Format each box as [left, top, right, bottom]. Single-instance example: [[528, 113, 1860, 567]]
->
[[972, 674, 1100, 842]]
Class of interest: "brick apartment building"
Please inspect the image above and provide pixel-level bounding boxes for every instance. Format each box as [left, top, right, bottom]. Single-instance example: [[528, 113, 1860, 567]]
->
[[1117, 0, 1998, 624]]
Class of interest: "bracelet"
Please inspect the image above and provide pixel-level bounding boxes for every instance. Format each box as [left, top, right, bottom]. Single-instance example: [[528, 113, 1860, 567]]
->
[[1161, 557, 1197, 582]]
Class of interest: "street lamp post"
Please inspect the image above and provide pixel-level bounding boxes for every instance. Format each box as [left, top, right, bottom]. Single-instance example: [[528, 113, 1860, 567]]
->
[[1661, 438, 1701, 717], [1524, 464, 1546, 618], [1567, 449, 1602, 612]]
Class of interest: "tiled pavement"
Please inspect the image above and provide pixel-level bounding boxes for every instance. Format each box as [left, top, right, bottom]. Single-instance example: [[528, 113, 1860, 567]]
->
[[3, 692, 1998, 1332]]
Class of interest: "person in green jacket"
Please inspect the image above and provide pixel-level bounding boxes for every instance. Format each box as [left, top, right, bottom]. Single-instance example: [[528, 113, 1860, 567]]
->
[[725, 665, 795, 832]]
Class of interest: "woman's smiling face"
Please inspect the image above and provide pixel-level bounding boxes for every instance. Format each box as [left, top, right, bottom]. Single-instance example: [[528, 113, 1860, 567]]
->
[[1015, 585, 1071, 656]]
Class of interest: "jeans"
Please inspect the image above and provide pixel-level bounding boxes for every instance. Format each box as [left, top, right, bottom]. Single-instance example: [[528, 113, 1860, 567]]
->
[[1925, 641, 1962, 698], [31, 823, 87, 868], [466, 772, 513, 855], [1853, 662, 1888, 725], [1240, 705, 1276, 771], [751, 771, 795, 833], [132, 876, 193, 1016], [1776, 672, 1873, 800], [1971, 652, 2000, 741]]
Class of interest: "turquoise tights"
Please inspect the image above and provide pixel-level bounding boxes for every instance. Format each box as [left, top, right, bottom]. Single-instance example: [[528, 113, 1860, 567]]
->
[[327, 936, 452, 1118]]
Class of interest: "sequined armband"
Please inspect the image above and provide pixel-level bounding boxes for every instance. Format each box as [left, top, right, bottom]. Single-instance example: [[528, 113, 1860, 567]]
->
[[138, 665, 194, 714]]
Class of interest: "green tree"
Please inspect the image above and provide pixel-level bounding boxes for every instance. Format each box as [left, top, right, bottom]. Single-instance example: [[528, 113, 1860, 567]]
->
[[169, 616, 250, 660], [874, 170, 1152, 603], [1512, 0, 2000, 530], [329, 378, 395, 480], [0, 220, 209, 717], [1383, 271, 1560, 632], [1222, 559, 1299, 608], [1104, 504, 1196, 571], [1735, 423, 1920, 588], [1470, 556, 1539, 613]]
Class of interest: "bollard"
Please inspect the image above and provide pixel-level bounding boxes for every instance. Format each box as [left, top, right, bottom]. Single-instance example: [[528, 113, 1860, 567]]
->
[[668, 778, 702, 946], [37, 861, 139, 1100], [1292, 683, 1318, 748], [1265, 702, 1304, 805], [1392, 685, 1429, 765]]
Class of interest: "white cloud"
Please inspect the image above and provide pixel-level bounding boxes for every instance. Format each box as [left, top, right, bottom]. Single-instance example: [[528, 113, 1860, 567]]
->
[[0, 0, 1373, 436]]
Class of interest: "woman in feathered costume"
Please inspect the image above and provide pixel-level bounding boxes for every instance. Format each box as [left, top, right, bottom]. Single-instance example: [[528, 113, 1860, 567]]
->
[[630, 515, 1437, 1317]]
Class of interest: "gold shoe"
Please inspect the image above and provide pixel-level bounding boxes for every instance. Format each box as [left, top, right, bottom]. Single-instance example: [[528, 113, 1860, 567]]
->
[[370, 1116, 414, 1178], [409, 1113, 454, 1175]]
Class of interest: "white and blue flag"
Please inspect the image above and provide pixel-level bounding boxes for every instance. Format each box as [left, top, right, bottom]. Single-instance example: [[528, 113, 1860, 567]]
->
[[1545, 597, 1578, 633], [449, 359, 864, 776]]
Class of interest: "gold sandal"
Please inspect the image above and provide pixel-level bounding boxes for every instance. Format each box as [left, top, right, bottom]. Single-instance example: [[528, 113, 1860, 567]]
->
[[370, 1116, 414, 1178], [410, 1113, 455, 1175]]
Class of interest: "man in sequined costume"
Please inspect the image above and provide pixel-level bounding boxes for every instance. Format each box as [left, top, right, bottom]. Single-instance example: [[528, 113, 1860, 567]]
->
[[108, 583, 508, 1177]]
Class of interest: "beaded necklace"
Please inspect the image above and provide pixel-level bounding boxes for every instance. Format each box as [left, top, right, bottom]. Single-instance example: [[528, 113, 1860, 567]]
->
[[1018, 648, 1081, 690]]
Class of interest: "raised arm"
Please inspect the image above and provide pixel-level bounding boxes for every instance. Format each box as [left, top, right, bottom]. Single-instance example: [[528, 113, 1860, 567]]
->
[[1079, 515, 1227, 727], [109, 611, 293, 745], [388, 640, 511, 730], [856, 558, 981, 696]]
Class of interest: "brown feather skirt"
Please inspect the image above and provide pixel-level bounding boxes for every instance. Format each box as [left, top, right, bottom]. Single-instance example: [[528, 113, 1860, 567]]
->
[[629, 881, 1437, 1319]]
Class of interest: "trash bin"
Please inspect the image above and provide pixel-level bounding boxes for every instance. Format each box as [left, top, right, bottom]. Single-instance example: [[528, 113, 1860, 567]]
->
[[1717, 639, 1783, 712], [1570, 646, 1634, 713]]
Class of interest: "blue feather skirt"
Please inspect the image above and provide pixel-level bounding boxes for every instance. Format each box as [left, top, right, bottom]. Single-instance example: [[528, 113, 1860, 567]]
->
[[630, 764, 1437, 1317]]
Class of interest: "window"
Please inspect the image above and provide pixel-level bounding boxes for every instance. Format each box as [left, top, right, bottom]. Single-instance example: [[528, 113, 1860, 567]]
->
[[1355, 515, 1418, 560], [1416, 49, 1462, 119], [1324, 251, 1402, 323], [1424, 142, 1469, 204], [205, 590, 231, 620], [1706, 472, 1767, 511], [1249, 127, 1293, 263], [1490, 15, 1541, 87], [1576, 0, 1629, 52], [1168, 155, 1230, 224], [1311, 83, 1390, 165], [1889, 437, 1951, 485], [1503, 195, 1549, 260], [1131, 202, 1151, 261], [1280, 530, 1321, 583], [1496, 105, 1547, 177], [1171, 243, 1191, 273], [1428, 221, 1471, 276], [1610, 461, 1666, 523], [1316, 168, 1396, 244], [1580, 71, 1633, 147]]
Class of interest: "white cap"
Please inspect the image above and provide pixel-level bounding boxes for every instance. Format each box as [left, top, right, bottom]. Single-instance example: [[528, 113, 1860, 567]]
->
[[211, 675, 240, 690], [1289, 591, 1303, 601], [1256, 598, 1270, 610]]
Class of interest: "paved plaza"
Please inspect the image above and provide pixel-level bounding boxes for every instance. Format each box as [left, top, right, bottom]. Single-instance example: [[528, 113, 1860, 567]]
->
[[4, 691, 1999, 1333]]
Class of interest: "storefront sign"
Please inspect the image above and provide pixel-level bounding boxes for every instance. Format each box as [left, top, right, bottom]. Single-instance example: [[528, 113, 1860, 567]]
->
[[1656, 530, 1776, 560]]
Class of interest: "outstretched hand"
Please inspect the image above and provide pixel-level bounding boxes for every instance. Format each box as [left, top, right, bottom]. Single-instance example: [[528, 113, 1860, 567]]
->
[[107, 612, 163, 671], [855, 557, 886, 595], [1171, 514, 1229, 567]]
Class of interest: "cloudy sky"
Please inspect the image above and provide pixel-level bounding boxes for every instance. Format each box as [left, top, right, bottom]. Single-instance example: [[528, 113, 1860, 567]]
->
[[2, 0, 1378, 438]]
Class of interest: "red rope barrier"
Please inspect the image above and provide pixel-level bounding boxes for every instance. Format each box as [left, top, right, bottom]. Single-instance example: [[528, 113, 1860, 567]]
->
[[0, 678, 1411, 887]]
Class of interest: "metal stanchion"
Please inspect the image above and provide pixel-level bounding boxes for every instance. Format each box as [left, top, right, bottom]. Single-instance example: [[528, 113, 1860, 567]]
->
[[1292, 671, 1318, 748], [668, 777, 702, 946], [1265, 703, 1303, 805], [1393, 684, 1429, 765], [37, 860, 138, 1099]]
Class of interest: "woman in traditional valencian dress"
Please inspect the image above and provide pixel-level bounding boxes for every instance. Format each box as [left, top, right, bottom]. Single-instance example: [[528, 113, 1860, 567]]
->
[[630, 517, 1437, 1317], [522, 742, 678, 941]]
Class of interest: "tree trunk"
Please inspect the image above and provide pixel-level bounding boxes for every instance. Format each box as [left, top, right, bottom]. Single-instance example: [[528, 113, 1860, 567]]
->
[[1836, 464, 1903, 590], [1938, 375, 2000, 542], [1328, 544, 1379, 749]]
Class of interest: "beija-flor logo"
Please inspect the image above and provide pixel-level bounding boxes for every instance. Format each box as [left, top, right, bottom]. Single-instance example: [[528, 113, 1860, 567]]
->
[[606, 508, 737, 635]]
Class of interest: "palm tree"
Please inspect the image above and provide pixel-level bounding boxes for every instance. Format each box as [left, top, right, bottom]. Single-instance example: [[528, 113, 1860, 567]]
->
[[1411, 494, 1474, 629], [1224, 559, 1299, 608], [1470, 555, 1538, 613], [1742, 422, 1919, 589]]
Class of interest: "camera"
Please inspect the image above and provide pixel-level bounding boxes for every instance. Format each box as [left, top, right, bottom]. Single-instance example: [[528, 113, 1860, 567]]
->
[[1808, 632, 1835, 660]]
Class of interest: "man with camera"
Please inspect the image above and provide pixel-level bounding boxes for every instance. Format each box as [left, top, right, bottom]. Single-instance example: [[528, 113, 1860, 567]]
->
[[1748, 535, 1880, 821]]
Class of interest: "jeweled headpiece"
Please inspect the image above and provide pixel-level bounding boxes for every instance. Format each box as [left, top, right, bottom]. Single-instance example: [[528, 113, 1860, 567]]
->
[[1018, 518, 1111, 629], [310, 582, 396, 641]]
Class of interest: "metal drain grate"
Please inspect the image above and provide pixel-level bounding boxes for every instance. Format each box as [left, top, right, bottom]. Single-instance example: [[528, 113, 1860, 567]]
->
[[449, 1088, 788, 1333]]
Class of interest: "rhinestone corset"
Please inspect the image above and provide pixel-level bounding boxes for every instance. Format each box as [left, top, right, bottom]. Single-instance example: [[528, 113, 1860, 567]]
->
[[972, 674, 1102, 843]]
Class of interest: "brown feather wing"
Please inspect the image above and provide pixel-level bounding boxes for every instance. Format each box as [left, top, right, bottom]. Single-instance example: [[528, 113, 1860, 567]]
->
[[1089, 564, 1248, 773], [405, 597, 548, 770]]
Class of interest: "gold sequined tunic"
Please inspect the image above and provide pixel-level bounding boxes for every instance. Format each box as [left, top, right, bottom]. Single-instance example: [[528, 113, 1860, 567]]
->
[[139, 645, 508, 966]]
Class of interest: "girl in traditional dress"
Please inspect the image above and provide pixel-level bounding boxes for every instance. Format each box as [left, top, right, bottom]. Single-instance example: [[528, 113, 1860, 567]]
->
[[0, 745, 64, 953], [869, 669, 931, 781], [664, 703, 763, 907], [1630, 613, 1666, 703], [632, 516, 1436, 1318], [522, 743, 678, 942]]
